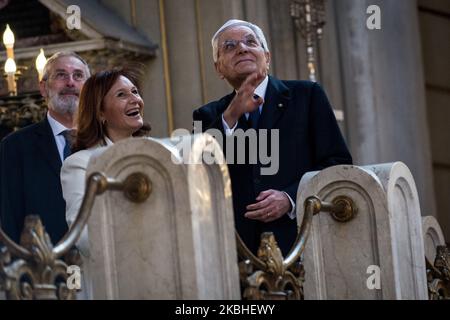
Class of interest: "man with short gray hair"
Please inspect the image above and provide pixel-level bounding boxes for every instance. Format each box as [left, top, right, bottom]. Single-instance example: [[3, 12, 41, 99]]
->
[[0, 51, 90, 244], [194, 19, 352, 256]]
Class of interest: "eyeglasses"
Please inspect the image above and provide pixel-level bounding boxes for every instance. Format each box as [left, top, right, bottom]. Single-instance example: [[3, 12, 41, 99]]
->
[[220, 36, 261, 54], [49, 71, 86, 82]]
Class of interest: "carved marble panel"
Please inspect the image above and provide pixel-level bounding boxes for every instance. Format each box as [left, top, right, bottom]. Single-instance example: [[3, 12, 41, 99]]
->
[[298, 162, 427, 299], [85, 134, 240, 299], [422, 215, 446, 264]]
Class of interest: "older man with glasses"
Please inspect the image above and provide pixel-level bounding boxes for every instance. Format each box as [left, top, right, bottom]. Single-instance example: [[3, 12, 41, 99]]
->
[[0, 51, 90, 245], [193, 20, 352, 256]]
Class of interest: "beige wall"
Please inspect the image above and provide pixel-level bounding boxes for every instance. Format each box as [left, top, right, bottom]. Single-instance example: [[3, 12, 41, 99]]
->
[[418, 0, 450, 242], [100, 0, 347, 137], [100, 0, 169, 137], [98, 0, 447, 239]]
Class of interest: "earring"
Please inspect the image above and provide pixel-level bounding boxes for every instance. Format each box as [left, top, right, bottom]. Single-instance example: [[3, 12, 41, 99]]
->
[[101, 119, 106, 125]]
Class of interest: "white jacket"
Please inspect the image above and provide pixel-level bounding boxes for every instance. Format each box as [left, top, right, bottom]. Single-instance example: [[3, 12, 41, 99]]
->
[[60, 138, 113, 299]]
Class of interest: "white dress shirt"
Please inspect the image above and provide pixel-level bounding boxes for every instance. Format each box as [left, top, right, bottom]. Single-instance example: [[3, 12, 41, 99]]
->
[[220, 76, 296, 219], [221, 76, 269, 135], [46, 112, 71, 162]]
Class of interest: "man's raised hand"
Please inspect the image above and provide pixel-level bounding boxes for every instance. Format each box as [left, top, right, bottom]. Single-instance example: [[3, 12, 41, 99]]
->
[[223, 72, 265, 128]]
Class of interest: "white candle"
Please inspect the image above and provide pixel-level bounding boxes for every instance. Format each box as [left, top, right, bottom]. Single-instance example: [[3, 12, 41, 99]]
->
[[4, 58, 17, 95], [35, 48, 47, 81]]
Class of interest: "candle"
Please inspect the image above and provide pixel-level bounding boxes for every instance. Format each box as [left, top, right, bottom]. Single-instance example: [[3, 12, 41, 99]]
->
[[35, 48, 47, 81], [4, 57, 17, 95], [3, 24, 15, 60]]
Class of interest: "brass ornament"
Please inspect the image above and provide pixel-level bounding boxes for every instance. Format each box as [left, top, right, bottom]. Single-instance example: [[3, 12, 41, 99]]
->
[[240, 233, 303, 300], [324, 195, 357, 222], [122, 173, 152, 203], [0, 216, 76, 300]]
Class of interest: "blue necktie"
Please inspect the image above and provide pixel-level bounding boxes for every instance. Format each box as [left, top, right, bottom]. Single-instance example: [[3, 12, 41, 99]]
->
[[61, 130, 73, 160], [249, 107, 261, 129]]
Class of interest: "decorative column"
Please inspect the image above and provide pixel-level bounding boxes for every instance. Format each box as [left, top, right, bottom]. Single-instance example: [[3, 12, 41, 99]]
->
[[334, 0, 436, 217]]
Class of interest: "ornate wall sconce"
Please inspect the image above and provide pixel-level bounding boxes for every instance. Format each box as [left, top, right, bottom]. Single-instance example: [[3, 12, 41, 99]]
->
[[2, 24, 47, 96], [290, 0, 326, 82], [1, 24, 48, 139]]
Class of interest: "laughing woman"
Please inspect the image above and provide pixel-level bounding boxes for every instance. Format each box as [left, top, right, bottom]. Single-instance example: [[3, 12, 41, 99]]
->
[[60, 69, 150, 299]]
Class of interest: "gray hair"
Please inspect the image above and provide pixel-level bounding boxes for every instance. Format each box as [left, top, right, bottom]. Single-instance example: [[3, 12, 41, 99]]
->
[[42, 51, 90, 81], [212, 19, 269, 63]]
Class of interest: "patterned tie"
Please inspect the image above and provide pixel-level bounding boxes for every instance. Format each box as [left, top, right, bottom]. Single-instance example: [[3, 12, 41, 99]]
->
[[248, 107, 261, 129], [61, 130, 73, 160]]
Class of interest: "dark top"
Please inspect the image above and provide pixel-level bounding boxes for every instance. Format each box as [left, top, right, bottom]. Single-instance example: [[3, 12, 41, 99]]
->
[[0, 117, 68, 244]]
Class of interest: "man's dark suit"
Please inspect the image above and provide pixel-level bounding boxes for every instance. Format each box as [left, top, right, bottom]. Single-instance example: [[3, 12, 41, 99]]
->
[[0, 117, 68, 244], [193, 76, 352, 256]]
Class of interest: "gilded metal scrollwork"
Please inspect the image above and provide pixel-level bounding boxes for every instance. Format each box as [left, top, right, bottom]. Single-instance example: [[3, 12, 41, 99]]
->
[[0, 216, 77, 300], [427, 245, 450, 300], [0, 171, 152, 299], [239, 233, 305, 300], [239, 195, 357, 300]]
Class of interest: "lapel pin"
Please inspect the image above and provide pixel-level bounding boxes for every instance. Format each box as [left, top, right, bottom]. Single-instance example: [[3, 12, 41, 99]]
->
[[277, 103, 284, 108]]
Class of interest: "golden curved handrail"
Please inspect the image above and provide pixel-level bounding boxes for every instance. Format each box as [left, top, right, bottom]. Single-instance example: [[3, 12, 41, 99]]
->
[[236, 195, 356, 272], [54, 172, 152, 258], [0, 227, 32, 260], [0, 173, 109, 261], [0, 171, 151, 261], [53, 172, 109, 258], [236, 231, 266, 270], [283, 196, 321, 268]]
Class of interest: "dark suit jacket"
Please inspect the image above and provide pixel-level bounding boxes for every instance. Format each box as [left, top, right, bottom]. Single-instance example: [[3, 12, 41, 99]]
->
[[0, 117, 68, 244], [193, 76, 352, 256]]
